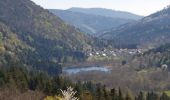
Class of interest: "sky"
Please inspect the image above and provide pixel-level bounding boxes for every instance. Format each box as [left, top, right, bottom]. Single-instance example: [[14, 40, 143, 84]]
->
[[31, 0, 170, 16]]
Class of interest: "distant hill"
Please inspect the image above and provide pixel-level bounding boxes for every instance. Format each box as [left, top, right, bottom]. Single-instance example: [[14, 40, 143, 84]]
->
[[49, 8, 142, 35], [68, 7, 143, 20], [0, 0, 93, 74], [101, 6, 170, 48], [49, 9, 137, 35]]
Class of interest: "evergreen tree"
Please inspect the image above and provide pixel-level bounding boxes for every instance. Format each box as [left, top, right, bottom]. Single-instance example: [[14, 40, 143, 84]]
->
[[0, 70, 5, 86], [118, 88, 124, 100], [96, 84, 104, 100], [137, 91, 145, 100], [110, 88, 118, 100], [44, 80, 52, 95], [75, 82, 83, 97], [146, 92, 159, 100], [160, 93, 170, 100], [103, 85, 109, 100]]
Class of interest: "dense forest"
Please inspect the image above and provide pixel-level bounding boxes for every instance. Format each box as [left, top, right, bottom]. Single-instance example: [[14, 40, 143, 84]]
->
[[0, 0, 96, 75], [0, 66, 170, 100]]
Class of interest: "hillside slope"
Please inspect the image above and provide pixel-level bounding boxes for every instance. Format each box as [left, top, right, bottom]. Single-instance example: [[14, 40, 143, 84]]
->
[[49, 9, 136, 35], [0, 0, 92, 74], [101, 6, 170, 48], [68, 7, 143, 20]]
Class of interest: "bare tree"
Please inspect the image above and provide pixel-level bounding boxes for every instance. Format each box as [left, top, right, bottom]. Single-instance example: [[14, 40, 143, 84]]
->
[[60, 87, 79, 100]]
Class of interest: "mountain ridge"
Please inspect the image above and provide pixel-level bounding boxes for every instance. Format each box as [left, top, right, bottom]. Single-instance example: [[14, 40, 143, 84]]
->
[[68, 7, 143, 20], [100, 5, 170, 48], [49, 8, 142, 35], [49, 9, 137, 35]]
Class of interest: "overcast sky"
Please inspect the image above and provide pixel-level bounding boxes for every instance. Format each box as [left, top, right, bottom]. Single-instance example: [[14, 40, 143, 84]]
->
[[31, 0, 170, 16]]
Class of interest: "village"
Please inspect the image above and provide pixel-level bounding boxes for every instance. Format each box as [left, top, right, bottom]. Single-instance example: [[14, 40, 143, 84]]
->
[[86, 48, 146, 57]]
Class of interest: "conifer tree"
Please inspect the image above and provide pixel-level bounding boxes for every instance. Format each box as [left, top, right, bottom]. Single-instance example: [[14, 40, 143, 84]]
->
[[118, 88, 124, 100], [160, 93, 170, 100], [103, 85, 109, 100], [146, 92, 159, 100], [96, 84, 104, 100], [137, 91, 145, 100], [110, 88, 118, 100]]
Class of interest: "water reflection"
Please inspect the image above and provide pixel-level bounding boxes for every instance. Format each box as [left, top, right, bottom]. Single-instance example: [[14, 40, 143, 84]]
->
[[63, 66, 110, 74]]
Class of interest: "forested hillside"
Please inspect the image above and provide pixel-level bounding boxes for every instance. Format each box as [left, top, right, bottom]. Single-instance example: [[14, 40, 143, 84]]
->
[[133, 44, 170, 70], [49, 9, 136, 35], [68, 8, 143, 20], [0, 0, 94, 74], [101, 6, 170, 48]]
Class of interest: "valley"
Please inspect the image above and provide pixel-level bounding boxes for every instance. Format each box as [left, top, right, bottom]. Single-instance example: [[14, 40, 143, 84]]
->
[[0, 0, 170, 100]]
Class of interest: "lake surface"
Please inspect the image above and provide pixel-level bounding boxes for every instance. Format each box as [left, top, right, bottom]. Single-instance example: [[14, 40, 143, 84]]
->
[[63, 66, 110, 74]]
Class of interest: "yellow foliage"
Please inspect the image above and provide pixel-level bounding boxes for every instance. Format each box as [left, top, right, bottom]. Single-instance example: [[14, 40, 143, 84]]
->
[[44, 96, 62, 100], [80, 92, 93, 100], [0, 46, 5, 52]]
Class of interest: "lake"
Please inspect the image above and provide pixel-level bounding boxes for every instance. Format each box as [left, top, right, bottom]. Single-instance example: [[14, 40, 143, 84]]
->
[[63, 66, 110, 74]]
